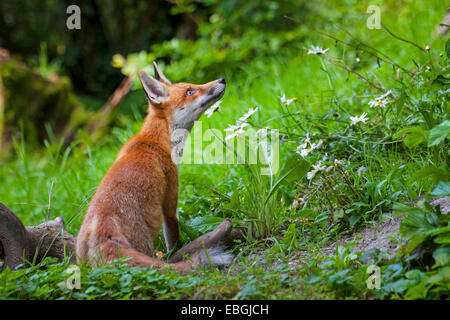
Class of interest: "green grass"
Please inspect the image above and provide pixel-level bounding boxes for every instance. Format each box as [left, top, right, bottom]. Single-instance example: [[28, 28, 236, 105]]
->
[[1, 0, 449, 299]]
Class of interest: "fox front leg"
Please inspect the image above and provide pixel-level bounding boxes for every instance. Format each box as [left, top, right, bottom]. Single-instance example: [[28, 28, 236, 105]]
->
[[162, 175, 180, 252], [163, 216, 180, 252]]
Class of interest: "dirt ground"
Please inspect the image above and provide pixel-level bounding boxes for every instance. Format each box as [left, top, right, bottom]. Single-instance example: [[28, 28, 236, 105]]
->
[[322, 196, 449, 259], [322, 215, 404, 259]]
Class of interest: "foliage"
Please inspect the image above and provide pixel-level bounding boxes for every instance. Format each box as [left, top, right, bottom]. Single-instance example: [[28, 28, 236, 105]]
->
[[389, 196, 450, 299], [113, 0, 311, 83]]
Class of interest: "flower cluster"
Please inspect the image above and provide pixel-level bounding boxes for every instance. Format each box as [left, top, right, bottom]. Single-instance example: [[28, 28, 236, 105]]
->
[[296, 133, 323, 157], [306, 158, 344, 181]]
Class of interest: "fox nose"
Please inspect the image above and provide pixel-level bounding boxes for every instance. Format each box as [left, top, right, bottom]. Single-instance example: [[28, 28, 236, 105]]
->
[[218, 78, 226, 85]]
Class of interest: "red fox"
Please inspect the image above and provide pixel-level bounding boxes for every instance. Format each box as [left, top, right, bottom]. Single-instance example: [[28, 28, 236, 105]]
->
[[76, 62, 230, 272]]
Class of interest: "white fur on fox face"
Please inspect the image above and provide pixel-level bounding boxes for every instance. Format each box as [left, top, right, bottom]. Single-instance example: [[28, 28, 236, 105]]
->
[[171, 82, 225, 132], [170, 82, 225, 163]]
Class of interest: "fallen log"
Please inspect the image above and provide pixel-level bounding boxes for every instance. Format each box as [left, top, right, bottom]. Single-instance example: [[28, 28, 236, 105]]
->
[[25, 217, 77, 265], [0, 203, 29, 271], [0, 202, 76, 271], [0, 202, 236, 272]]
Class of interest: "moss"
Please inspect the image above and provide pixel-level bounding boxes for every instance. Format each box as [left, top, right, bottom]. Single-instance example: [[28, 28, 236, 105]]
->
[[0, 59, 85, 149]]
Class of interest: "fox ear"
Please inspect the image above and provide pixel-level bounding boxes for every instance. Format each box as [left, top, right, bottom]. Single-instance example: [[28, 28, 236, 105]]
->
[[153, 62, 172, 85], [139, 71, 168, 105]]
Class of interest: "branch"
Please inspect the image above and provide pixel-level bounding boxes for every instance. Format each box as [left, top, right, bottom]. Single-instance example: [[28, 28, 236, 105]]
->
[[381, 22, 441, 67]]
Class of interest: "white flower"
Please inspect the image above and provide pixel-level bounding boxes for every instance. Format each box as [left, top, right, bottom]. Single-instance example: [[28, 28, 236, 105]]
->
[[425, 45, 430, 51], [350, 112, 369, 125], [324, 159, 344, 172], [279, 94, 297, 105], [356, 57, 360, 63], [317, 139, 324, 149], [237, 107, 258, 124], [225, 127, 246, 141], [306, 171, 316, 180], [310, 141, 322, 150], [306, 161, 326, 180], [297, 147, 313, 158], [204, 100, 222, 118], [224, 122, 248, 132], [298, 141, 308, 149], [292, 197, 300, 209], [307, 46, 329, 55], [376, 90, 392, 100], [256, 126, 270, 137], [312, 161, 326, 171], [304, 133, 311, 144], [224, 107, 260, 141], [369, 90, 392, 108], [368, 98, 390, 108]]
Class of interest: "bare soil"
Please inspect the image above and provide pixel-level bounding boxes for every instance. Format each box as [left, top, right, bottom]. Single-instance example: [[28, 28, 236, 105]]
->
[[322, 196, 449, 259]]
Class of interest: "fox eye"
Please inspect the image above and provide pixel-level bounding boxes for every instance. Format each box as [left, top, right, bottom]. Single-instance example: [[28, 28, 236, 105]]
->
[[186, 88, 196, 96]]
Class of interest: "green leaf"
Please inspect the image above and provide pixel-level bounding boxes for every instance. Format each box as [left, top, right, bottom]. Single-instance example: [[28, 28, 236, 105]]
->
[[400, 210, 437, 241], [428, 120, 450, 147], [384, 278, 415, 293], [333, 208, 344, 220], [349, 212, 362, 227], [405, 269, 426, 282], [433, 247, 450, 267], [119, 274, 133, 288], [305, 275, 322, 284], [393, 202, 414, 214], [278, 155, 310, 183], [432, 75, 450, 86], [229, 190, 240, 208], [404, 134, 425, 148], [264, 156, 309, 205], [412, 166, 447, 185], [187, 216, 224, 233], [406, 234, 427, 252], [434, 232, 450, 244], [429, 181, 450, 198], [393, 126, 426, 148], [283, 223, 298, 248], [429, 226, 450, 237]]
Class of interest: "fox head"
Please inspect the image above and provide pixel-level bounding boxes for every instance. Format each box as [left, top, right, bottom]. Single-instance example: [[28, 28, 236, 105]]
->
[[139, 62, 226, 133]]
